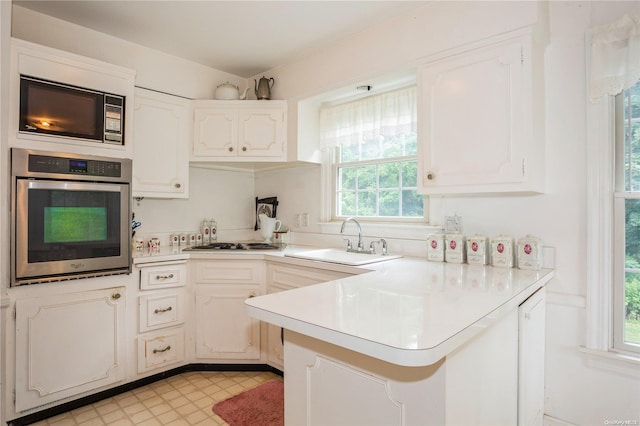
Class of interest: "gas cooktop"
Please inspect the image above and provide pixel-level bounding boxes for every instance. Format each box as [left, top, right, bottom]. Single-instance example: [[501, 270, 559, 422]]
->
[[184, 242, 284, 251]]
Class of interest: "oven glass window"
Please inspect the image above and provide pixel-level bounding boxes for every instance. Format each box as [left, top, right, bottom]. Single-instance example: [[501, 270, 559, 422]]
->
[[28, 189, 121, 262]]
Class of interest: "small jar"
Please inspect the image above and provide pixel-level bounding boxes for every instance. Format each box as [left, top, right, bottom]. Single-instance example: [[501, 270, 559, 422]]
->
[[427, 233, 445, 262], [445, 233, 466, 263], [466, 235, 489, 265], [491, 235, 514, 268], [517, 235, 543, 270]]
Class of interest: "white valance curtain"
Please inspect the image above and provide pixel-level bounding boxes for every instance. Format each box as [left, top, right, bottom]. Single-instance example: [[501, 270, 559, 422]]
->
[[319, 85, 416, 149], [590, 12, 640, 101]]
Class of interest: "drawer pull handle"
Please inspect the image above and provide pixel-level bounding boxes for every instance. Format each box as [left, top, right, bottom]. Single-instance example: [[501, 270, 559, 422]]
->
[[153, 345, 171, 354], [154, 306, 173, 314], [156, 274, 174, 280], [111, 293, 121, 300]]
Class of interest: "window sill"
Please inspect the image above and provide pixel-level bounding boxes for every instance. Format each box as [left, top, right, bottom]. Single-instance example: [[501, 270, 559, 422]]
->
[[578, 346, 640, 379]]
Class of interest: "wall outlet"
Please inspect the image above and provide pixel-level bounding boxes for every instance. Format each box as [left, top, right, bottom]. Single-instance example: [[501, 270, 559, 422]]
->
[[294, 213, 301, 228], [301, 213, 309, 227], [445, 215, 463, 233]]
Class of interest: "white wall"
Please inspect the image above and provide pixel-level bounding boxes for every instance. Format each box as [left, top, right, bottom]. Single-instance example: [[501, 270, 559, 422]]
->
[[7, 1, 640, 424]]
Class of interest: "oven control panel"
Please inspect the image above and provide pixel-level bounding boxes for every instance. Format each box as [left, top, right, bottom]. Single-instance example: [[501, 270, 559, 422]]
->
[[28, 154, 122, 177]]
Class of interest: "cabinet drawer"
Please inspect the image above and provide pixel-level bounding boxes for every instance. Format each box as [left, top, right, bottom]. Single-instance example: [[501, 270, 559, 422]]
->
[[193, 260, 264, 285], [138, 328, 185, 373], [139, 292, 185, 333], [139, 261, 187, 290]]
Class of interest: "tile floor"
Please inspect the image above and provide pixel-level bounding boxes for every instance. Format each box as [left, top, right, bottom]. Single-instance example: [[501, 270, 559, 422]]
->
[[30, 371, 283, 426]]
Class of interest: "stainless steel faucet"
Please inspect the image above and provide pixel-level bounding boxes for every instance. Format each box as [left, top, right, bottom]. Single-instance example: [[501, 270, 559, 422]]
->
[[340, 217, 364, 252]]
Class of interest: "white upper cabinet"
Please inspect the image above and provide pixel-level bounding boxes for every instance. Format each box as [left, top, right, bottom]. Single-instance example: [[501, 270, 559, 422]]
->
[[417, 31, 546, 195], [192, 100, 287, 161], [132, 88, 191, 198]]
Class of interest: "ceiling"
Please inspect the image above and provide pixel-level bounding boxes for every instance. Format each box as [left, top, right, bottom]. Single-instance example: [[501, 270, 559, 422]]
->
[[14, 1, 430, 78]]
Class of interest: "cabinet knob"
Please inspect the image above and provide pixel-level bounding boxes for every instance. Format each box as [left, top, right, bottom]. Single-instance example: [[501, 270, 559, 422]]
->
[[426, 172, 435, 181], [242, 146, 247, 152], [174, 183, 181, 189], [111, 293, 121, 300], [228, 147, 234, 152]]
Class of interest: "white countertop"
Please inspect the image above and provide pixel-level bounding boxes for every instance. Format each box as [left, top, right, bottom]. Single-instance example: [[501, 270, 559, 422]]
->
[[246, 258, 554, 367]]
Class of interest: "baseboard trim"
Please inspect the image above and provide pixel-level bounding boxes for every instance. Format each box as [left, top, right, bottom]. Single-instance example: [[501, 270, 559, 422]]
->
[[8, 363, 283, 426]]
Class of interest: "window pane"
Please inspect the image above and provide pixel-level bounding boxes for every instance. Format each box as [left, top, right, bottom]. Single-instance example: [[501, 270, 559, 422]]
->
[[379, 163, 400, 189], [402, 161, 417, 186], [340, 167, 356, 191], [379, 190, 400, 216], [357, 191, 377, 216], [624, 272, 640, 345], [402, 190, 424, 217], [357, 165, 377, 190], [338, 191, 356, 216]]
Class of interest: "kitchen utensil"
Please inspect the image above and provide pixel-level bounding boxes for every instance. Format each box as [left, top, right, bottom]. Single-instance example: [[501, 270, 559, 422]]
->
[[215, 81, 250, 100], [258, 213, 282, 242], [254, 76, 275, 100]]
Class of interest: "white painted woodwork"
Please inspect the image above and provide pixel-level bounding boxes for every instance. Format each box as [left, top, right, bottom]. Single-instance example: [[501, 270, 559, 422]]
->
[[15, 287, 126, 412], [265, 262, 355, 370], [132, 88, 190, 198], [137, 327, 185, 373], [195, 287, 261, 360], [417, 31, 545, 194], [138, 291, 185, 333], [192, 100, 286, 161], [192, 260, 264, 361], [138, 260, 187, 290], [519, 287, 546, 426], [283, 303, 523, 425]]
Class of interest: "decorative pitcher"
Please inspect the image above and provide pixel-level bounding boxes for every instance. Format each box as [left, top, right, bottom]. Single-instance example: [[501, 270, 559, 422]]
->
[[254, 76, 275, 100], [259, 213, 282, 242]]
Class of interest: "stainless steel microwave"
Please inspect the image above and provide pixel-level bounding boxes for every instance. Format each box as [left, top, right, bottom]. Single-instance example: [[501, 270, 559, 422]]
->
[[19, 75, 125, 145]]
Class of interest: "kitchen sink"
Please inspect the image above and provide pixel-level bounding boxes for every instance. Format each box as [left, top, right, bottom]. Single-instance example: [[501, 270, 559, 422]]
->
[[285, 249, 401, 266]]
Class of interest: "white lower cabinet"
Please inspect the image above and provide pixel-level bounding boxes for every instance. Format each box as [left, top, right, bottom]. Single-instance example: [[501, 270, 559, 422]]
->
[[15, 287, 126, 412], [193, 260, 264, 362], [136, 261, 187, 374], [265, 261, 356, 370]]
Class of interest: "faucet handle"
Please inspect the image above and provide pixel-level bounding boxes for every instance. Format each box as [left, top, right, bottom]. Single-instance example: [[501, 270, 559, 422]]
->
[[369, 240, 378, 254], [379, 238, 388, 255], [343, 238, 352, 251]]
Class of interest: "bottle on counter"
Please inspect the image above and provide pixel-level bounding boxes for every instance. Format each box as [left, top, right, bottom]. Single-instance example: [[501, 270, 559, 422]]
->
[[210, 219, 217, 242], [201, 219, 210, 244]]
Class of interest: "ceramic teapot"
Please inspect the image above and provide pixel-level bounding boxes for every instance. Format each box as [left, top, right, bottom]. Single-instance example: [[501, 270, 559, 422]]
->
[[215, 82, 250, 100], [254, 76, 275, 100], [258, 213, 282, 242]]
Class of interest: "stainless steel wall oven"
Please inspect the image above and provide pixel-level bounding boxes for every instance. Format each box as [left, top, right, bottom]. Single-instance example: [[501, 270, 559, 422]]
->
[[11, 148, 132, 286]]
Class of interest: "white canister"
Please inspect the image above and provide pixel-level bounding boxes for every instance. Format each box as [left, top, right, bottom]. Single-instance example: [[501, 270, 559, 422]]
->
[[491, 235, 514, 268], [445, 233, 466, 263], [188, 233, 197, 246], [466, 235, 489, 265], [179, 233, 188, 246], [201, 220, 210, 244], [517, 235, 543, 270], [196, 233, 203, 246], [169, 233, 179, 247], [427, 233, 445, 262]]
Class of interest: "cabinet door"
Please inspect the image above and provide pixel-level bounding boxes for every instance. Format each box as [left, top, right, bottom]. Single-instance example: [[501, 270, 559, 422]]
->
[[193, 107, 238, 157], [15, 287, 126, 412], [518, 287, 546, 426], [238, 107, 285, 157], [195, 287, 261, 360], [418, 37, 536, 194], [132, 88, 190, 198]]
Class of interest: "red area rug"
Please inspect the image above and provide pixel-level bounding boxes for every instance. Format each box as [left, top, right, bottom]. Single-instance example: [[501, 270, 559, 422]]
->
[[212, 380, 284, 426]]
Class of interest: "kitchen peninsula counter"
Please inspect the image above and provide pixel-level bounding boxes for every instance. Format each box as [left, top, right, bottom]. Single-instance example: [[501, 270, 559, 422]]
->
[[246, 257, 554, 425]]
